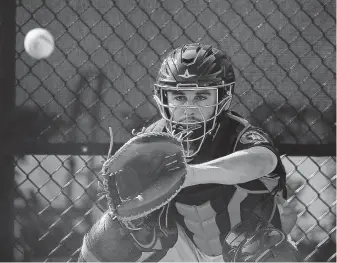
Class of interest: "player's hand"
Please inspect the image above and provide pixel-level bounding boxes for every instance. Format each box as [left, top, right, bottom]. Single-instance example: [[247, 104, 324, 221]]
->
[[99, 128, 187, 221], [182, 164, 195, 188], [127, 205, 178, 253], [222, 216, 301, 262]]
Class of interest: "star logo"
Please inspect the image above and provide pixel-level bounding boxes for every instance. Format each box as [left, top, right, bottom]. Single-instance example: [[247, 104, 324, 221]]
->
[[178, 69, 196, 78]]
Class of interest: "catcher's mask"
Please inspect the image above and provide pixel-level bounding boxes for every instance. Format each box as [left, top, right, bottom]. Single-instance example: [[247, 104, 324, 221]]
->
[[154, 43, 235, 158]]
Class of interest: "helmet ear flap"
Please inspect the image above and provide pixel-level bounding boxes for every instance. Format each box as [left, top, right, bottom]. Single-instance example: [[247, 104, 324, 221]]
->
[[216, 82, 234, 114], [154, 86, 171, 119], [162, 90, 171, 118]]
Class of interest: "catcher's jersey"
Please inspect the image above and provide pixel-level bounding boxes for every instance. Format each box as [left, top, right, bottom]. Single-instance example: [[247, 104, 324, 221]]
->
[[147, 111, 287, 257]]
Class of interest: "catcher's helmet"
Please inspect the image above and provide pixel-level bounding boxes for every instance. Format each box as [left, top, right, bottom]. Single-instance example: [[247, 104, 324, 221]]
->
[[153, 43, 235, 158]]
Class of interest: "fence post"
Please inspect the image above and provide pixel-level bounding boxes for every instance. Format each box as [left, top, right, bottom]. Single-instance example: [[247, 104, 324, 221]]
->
[[0, 0, 17, 261]]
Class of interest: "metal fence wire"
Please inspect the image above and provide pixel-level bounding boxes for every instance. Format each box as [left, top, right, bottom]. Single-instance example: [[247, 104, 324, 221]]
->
[[5, 0, 337, 261]]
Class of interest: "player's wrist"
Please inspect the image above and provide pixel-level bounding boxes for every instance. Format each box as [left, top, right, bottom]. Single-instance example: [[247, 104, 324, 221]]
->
[[183, 164, 195, 188]]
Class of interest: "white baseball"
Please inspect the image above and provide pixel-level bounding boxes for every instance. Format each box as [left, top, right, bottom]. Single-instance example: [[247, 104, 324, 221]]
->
[[24, 28, 55, 59]]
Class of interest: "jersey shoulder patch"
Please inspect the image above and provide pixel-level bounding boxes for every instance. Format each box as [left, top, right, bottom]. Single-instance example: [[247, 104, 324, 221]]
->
[[240, 129, 270, 144], [233, 126, 275, 152]]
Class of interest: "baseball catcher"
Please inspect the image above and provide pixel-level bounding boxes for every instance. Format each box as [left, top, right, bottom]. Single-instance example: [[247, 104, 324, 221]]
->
[[78, 43, 301, 262]]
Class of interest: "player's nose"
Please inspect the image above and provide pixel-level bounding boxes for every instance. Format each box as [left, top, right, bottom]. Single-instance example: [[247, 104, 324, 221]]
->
[[183, 106, 195, 116], [182, 110, 198, 121]]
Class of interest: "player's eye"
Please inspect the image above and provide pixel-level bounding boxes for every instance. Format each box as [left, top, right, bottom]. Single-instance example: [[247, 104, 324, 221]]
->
[[194, 95, 207, 101], [174, 96, 187, 102]]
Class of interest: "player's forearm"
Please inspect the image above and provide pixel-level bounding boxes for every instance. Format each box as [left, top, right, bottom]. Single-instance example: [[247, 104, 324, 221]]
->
[[184, 146, 278, 187]]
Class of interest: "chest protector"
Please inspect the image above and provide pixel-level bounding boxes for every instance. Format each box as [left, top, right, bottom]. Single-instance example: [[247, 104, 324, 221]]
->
[[145, 113, 287, 257]]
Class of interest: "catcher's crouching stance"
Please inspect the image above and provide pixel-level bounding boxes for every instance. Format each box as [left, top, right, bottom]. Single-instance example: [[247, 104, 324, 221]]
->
[[78, 131, 301, 262]]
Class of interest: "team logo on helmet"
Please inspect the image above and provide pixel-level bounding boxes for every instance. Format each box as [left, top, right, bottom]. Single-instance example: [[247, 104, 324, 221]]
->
[[178, 69, 196, 78]]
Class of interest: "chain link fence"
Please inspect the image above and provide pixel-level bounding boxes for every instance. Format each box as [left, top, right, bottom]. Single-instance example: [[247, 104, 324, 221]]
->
[[1, 0, 336, 261]]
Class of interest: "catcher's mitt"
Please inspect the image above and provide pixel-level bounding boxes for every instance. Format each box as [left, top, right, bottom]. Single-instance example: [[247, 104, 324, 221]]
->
[[99, 128, 187, 221], [222, 215, 301, 262]]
